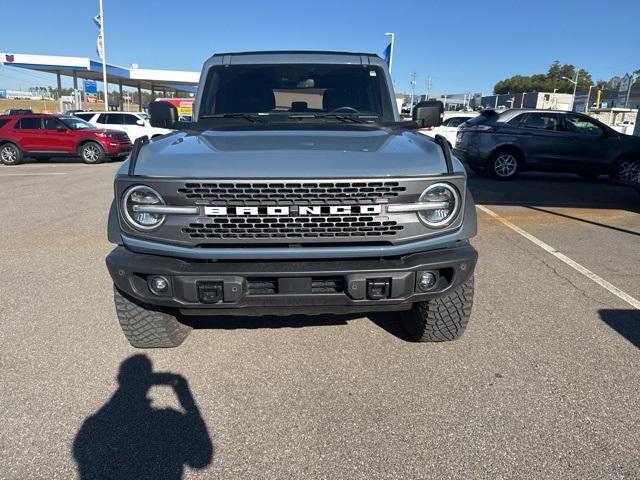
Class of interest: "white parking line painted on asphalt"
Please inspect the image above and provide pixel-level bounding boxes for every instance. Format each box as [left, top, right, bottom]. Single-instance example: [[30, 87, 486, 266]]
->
[[0, 173, 67, 176], [477, 204, 640, 310]]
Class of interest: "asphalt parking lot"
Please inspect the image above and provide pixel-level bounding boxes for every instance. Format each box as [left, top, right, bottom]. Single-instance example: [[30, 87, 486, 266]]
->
[[2, 160, 639, 479]]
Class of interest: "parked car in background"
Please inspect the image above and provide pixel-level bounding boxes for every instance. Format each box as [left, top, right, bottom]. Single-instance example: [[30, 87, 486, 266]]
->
[[0, 114, 131, 165], [454, 109, 640, 186], [73, 111, 171, 141], [418, 113, 476, 147]]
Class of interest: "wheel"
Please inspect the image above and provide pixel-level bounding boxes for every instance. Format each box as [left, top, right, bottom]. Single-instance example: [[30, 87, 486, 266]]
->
[[611, 158, 640, 186], [79, 142, 105, 164], [113, 286, 191, 348], [488, 150, 521, 180], [401, 276, 474, 342], [0, 143, 24, 165], [578, 171, 599, 180]]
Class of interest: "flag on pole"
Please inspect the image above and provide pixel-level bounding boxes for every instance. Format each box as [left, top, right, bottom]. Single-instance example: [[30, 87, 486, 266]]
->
[[94, 12, 104, 60], [382, 42, 392, 65]]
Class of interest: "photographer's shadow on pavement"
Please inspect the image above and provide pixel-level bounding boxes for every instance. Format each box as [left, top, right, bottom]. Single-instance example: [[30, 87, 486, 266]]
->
[[73, 355, 213, 480]]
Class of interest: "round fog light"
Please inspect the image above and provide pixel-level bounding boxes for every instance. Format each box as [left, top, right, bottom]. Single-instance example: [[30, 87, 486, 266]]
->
[[418, 272, 437, 291], [149, 276, 169, 295]]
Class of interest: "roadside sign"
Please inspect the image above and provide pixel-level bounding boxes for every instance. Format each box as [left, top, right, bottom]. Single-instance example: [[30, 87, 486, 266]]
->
[[84, 80, 97, 94]]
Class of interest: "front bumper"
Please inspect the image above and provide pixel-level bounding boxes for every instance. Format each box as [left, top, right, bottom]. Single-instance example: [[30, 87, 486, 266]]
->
[[104, 141, 132, 156], [106, 242, 477, 316]]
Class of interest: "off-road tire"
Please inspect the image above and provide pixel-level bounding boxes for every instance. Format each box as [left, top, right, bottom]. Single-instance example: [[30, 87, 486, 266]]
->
[[113, 286, 191, 348], [0, 143, 24, 165], [401, 276, 474, 342], [79, 141, 106, 164]]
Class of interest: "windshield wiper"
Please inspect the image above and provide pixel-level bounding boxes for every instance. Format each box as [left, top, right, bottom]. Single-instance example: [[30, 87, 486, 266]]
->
[[200, 113, 262, 123], [287, 113, 374, 123]]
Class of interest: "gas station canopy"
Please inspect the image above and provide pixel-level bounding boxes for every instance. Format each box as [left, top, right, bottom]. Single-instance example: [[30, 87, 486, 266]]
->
[[0, 52, 200, 93]]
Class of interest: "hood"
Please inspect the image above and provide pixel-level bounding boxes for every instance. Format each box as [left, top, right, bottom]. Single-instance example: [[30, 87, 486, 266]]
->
[[128, 127, 451, 178]]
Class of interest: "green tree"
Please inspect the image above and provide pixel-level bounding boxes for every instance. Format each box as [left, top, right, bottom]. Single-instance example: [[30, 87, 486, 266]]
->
[[493, 61, 594, 94]]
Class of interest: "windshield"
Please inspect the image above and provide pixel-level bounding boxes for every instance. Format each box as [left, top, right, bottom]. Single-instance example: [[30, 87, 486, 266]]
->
[[200, 64, 390, 120], [60, 117, 96, 130]]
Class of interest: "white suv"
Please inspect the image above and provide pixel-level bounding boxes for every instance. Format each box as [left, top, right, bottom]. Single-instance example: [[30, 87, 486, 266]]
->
[[74, 111, 172, 142]]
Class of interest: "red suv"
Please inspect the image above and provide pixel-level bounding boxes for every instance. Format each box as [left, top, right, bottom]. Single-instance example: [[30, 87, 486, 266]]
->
[[0, 114, 132, 165]]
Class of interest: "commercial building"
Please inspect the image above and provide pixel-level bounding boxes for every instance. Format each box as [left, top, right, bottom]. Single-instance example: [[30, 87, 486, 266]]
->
[[481, 92, 574, 111]]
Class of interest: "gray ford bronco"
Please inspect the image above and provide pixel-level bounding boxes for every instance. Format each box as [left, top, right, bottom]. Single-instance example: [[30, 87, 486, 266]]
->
[[106, 51, 478, 348]]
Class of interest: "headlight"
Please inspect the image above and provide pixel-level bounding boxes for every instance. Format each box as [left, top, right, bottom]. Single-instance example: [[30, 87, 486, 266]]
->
[[122, 185, 166, 230], [417, 182, 460, 228]]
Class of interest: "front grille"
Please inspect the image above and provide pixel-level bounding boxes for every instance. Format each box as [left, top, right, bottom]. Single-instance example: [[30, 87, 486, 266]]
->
[[177, 181, 407, 205], [111, 132, 130, 142], [247, 277, 344, 295], [247, 279, 277, 295], [182, 215, 404, 240]]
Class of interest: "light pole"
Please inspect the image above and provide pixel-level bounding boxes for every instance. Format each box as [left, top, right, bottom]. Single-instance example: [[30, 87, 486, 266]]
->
[[98, 0, 108, 110], [384, 32, 395, 73], [624, 73, 638, 108], [409, 71, 417, 115], [562, 71, 579, 111]]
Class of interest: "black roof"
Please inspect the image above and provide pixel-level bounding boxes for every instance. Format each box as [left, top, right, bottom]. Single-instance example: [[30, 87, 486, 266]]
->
[[212, 50, 378, 57]]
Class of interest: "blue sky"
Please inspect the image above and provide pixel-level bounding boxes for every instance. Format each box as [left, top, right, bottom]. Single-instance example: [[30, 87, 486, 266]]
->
[[1, 0, 638, 95]]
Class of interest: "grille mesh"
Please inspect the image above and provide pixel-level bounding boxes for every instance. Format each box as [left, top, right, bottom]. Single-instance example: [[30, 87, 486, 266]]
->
[[112, 132, 130, 142], [177, 181, 406, 205], [182, 215, 404, 240]]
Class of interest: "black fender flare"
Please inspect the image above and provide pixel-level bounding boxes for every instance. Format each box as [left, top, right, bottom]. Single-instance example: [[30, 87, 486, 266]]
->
[[459, 188, 477, 240], [107, 200, 122, 244]]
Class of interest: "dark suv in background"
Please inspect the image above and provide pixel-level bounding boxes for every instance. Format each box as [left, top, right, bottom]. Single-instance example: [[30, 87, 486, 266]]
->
[[454, 109, 640, 185]]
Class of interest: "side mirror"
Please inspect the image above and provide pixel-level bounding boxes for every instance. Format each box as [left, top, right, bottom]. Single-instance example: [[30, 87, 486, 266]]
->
[[148, 101, 178, 129], [412, 100, 444, 128], [56, 125, 66, 132], [136, 119, 145, 126]]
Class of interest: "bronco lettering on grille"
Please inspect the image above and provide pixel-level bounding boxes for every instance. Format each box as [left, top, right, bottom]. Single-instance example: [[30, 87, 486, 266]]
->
[[203, 205, 382, 216]]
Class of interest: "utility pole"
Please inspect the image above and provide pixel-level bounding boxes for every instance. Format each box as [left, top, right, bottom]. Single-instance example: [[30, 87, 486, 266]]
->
[[409, 71, 417, 115], [562, 71, 579, 111], [426, 76, 432, 100], [624, 73, 637, 108]]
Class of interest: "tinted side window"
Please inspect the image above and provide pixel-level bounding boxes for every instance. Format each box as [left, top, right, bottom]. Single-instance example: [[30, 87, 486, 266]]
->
[[0, 119, 10, 129], [75, 113, 95, 121], [43, 117, 65, 130], [565, 114, 603, 136], [122, 114, 140, 125], [507, 114, 524, 126], [97, 114, 122, 124], [521, 113, 561, 131], [16, 117, 42, 129]]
